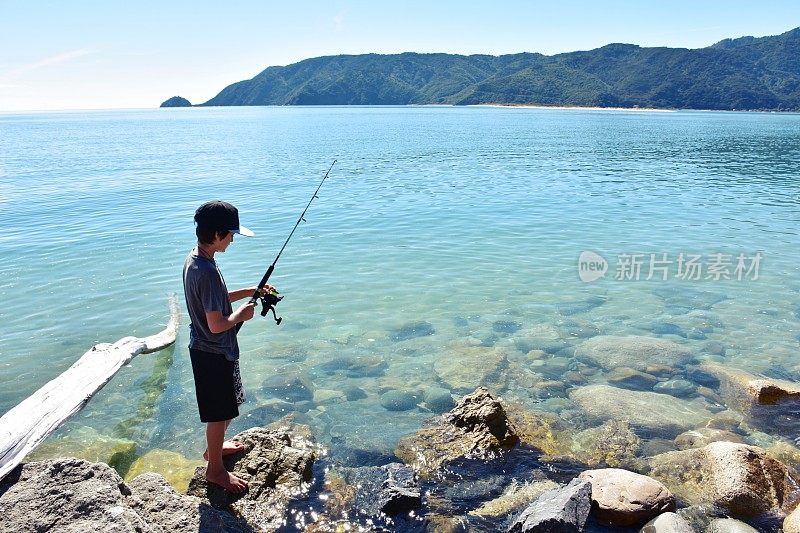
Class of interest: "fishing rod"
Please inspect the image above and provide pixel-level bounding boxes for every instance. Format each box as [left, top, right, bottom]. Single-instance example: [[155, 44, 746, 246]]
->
[[236, 159, 337, 331]]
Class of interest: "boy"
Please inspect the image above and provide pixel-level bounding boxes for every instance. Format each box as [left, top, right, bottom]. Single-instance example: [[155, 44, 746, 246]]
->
[[183, 200, 272, 493]]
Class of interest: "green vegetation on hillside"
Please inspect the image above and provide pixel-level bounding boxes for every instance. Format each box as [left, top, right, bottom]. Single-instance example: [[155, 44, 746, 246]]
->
[[198, 28, 800, 110]]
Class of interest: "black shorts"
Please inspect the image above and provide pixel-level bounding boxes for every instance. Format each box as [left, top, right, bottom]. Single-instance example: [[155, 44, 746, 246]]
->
[[189, 348, 245, 423]]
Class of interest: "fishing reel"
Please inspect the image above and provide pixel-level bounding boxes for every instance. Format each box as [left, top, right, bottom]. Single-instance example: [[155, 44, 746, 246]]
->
[[258, 289, 284, 325]]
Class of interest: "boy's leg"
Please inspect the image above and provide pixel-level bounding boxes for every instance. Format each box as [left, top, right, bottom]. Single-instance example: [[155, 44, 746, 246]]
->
[[202, 420, 243, 459], [205, 419, 248, 493]]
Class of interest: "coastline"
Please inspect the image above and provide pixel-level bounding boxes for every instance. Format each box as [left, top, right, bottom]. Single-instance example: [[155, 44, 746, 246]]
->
[[471, 103, 676, 112]]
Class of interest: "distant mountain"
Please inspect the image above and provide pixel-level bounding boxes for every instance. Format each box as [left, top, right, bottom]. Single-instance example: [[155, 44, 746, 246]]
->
[[197, 27, 800, 110]]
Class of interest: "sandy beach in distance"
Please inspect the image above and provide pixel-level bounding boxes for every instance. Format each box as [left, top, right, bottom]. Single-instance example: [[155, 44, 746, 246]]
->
[[472, 103, 676, 112]]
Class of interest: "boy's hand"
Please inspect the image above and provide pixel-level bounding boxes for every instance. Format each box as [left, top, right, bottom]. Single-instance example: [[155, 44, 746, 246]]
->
[[236, 302, 256, 322], [258, 284, 277, 296]]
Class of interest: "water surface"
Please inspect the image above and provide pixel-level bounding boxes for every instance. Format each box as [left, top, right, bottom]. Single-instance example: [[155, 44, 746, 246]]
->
[[1, 106, 799, 529]]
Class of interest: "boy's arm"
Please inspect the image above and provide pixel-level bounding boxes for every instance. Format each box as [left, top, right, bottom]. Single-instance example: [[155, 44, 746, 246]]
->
[[206, 302, 256, 334]]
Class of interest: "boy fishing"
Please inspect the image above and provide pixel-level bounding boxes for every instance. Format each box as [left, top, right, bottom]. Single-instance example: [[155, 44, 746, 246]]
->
[[183, 200, 273, 493]]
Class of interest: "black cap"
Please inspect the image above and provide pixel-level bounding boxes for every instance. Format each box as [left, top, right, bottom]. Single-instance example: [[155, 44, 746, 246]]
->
[[194, 200, 254, 237]]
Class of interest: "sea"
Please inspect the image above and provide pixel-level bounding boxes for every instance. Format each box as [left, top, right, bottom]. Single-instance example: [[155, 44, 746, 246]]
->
[[1, 106, 799, 530]]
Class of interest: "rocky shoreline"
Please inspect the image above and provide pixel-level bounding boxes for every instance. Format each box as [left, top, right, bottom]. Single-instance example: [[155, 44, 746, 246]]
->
[[1, 387, 798, 532]]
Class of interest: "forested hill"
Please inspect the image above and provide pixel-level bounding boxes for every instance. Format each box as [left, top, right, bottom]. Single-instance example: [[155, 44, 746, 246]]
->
[[199, 27, 800, 110]]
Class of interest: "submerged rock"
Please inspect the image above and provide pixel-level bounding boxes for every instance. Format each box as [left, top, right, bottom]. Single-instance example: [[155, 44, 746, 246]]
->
[[652, 286, 727, 310], [674, 428, 745, 450], [313, 388, 346, 405], [423, 387, 456, 414], [433, 342, 507, 393], [395, 387, 519, 477], [765, 440, 800, 471], [389, 320, 435, 341], [125, 449, 203, 493], [556, 295, 607, 316], [606, 367, 659, 390], [505, 404, 571, 458], [380, 390, 418, 411], [707, 518, 760, 533], [703, 363, 800, 412], [494, 320, 523, 334], [685, 366, 721, 388], [262, 372, 315, 402], [338, 462, 421, 516], [508, 478, 592, 533], [569, 420, 642, 469], [650, 321, 688, 338], [25, 426, 138, 475], [640, 511, 694, 533], [702, 341, 727, 356], [342, 384, 368, 401], [578, 468, 676, 527], [653, 379, 696, 398], [313, 355, 388, 378], [570, 384, 712, 435], [558, 319, 600, 339], [647, 441, 797, 519], [575, 335, 693, 372], [318, 402, 429, 465], [469, 479, 560, 518]]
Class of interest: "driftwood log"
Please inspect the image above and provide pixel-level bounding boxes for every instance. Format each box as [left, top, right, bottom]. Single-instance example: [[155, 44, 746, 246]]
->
[[0, 297, 180, 481]]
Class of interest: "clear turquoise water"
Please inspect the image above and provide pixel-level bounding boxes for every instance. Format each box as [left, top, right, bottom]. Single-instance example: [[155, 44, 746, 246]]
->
[[1, 107, 799, 503]]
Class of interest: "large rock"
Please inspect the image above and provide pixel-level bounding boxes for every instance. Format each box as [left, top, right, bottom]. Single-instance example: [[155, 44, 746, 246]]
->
[[508, 478, 592, 532], [395, 387, 519, 477], [570, 384, 712, 435], [126, 473, 219, 532], [648, 441, 797, 519], [187, 426, 315, 530], [575, 335, 693, 372], [578, 468, 676, 527], [0, 425, 316, 533], [639, 511, 694, 533], [706, 518, 759, 533], [786, 505, 800, 533], [0, 460, 250, 533], [0, 458, 150, 533], [703, 363, 800, 413], [433, 342, 507, 393], [127, 472, 259, 532]]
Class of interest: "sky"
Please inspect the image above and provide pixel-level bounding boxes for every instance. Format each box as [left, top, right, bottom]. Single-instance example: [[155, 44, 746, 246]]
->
[[1, 0, 799, 111]]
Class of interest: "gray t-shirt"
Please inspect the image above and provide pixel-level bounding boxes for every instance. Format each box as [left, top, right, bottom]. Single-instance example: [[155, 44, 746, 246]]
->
[[183, 249, 240, 361]]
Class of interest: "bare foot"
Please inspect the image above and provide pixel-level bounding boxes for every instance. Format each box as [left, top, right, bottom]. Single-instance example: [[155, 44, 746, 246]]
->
[[205, 467, 249, 493], [203, 440, 244, 461]]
